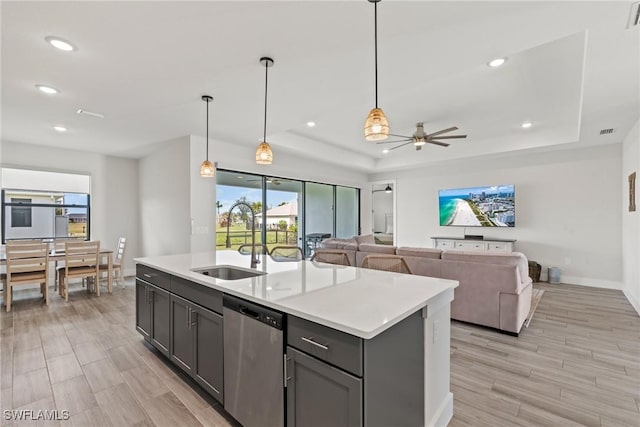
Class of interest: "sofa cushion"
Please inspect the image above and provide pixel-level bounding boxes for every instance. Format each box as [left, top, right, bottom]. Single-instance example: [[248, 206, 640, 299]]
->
[[441, 251, 529, 284], [320, 238, 358, 251], [354, 234, 375, 245], [396, 247, 442, 259], [358, 243, 396, 254]]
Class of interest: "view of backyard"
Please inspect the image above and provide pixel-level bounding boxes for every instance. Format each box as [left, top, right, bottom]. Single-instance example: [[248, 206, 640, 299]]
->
[[215, 224, 297, 251]]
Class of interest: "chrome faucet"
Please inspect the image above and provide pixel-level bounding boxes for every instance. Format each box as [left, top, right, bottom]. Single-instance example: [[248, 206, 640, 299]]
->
[[225, 201, 260, 268]]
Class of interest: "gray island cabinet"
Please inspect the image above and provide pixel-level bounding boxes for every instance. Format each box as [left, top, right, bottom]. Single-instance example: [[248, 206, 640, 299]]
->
[[135, 251, 457, 427]]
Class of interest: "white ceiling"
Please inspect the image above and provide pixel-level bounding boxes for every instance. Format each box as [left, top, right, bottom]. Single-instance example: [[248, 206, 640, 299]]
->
[[2, 1, 638, 173]]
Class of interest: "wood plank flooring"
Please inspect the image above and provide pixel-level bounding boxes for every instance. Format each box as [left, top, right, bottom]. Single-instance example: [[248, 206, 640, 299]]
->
[[450, 282, 640, 427], [1, 280, 639, 426]]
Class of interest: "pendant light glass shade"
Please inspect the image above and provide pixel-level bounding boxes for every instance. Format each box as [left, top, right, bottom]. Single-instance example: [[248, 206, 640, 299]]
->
[[255, 141, 273, 164], [200, 160, 215, 177], [364, 0, 389, 141], [364, 107, 390, 141], [200, 95, 215, 177], [256, 57, 275, 165]]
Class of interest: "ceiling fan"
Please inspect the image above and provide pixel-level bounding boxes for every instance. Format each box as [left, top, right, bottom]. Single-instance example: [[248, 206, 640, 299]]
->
[[246, 177, 288, 186], [377, 122, 467, 151]]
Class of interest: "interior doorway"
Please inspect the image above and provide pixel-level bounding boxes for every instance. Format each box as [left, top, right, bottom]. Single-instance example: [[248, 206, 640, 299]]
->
[[369, 180, 396, 246]]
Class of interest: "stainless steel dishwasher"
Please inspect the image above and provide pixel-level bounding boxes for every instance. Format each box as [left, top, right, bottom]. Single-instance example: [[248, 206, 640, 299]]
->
[[223, 295, 284, 427]]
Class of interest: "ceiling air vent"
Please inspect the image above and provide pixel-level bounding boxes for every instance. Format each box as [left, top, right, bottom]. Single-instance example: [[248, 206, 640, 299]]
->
[[628, 2, 640, 29], [599, 128, 615, 135]]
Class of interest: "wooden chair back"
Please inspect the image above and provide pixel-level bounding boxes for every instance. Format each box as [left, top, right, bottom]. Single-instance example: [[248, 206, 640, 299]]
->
[[269, 246, 304, 261], [63, 240, 100, 280], [114, 237, 126, 267], [310, 249, 351, 266], [360, 254, 413, 274], [6, 241, 49, 282]]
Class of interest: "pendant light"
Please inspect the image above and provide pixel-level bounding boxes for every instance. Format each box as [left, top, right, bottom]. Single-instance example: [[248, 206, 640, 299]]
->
[[200, 95, 215, 177], [256, 57, 274, 165], [364, 0, 389, 141]]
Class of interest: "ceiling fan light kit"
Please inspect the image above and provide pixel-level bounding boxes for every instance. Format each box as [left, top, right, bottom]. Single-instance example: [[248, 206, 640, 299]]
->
[[200, 95, 215, 177], [256, 56, 275, 165], [364, 0, 390, 141]]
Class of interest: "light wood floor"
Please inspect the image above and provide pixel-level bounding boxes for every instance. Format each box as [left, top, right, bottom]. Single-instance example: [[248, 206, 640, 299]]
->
[[1, 280, 638, 426]]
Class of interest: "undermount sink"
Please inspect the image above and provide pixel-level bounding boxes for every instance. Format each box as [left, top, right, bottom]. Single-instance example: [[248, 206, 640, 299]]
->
[[193, 265, 266, 281]]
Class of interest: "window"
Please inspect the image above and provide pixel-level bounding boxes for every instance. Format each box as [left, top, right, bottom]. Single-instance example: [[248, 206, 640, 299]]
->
[[10, 198, 32, 227], [216, 169, 360, 257], [2, 190, 91, 243]]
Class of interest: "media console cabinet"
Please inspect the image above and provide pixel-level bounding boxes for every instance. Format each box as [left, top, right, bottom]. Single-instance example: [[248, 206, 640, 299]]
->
[[431, 236, 516, 253]]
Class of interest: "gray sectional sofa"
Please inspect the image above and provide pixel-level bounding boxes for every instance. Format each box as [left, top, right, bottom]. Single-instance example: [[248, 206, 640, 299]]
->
[[319, 238, 533, 334]]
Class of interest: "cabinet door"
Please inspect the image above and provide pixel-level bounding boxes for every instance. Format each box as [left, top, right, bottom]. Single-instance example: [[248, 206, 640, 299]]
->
[[170, 295, 194, 374], [192, 307, 224, 403], [150, 285, 171, 357], [135, 280, 151, 339], [287, 346, 362, 427]]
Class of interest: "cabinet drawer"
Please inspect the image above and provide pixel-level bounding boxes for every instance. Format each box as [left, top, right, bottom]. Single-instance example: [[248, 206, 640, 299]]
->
[[288, 315, 362, 376], [171, 276, 223, 315], [436, 240, 454, 249], [454, 241, 486, 251], [487, 243, 508, 252], [136, 264, 170, 291]]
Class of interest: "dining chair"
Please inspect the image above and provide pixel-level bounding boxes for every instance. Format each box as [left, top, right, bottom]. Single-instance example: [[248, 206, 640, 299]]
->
[[4, 241, 49, 312], [269, 246, 304, 262], [238, 243, 268, 255], [58, 240, 100, 301], [99, 237, 126, 288], [360, 254, 413, 274], [310, 249, 351, 266]]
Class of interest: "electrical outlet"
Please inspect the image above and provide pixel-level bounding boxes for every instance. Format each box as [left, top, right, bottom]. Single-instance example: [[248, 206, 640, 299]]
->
[[433, 320, 440, 343]]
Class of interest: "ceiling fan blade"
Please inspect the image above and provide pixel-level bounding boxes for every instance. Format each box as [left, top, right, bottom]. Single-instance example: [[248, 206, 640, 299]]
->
[[426, 127, 458, 138], [388, 133, 412, 139], [376, 138, 412, 145], [427, 140, 450, 147], [389, 141, 414, 151], [430, 134, 467, 139]]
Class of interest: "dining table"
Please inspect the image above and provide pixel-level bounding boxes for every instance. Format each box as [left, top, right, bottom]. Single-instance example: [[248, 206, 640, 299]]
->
[[0, 246, 113, 296]]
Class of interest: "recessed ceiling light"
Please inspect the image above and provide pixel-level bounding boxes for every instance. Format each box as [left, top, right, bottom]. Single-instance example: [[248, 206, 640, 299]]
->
[[306, 121, 316, 127], [53, 125, 67, 132], [488, 57, 507, 68], [521, 121, 533, 129], [382, 149, 389, 154], [236, 175, 244, 179], [45, 36, 76, 52], [36, 85, 59, 94]]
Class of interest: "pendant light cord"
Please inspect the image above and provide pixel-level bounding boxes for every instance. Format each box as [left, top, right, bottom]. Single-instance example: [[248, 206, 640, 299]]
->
[[374, 1, 378, 109], [263, 62, 269, 142], [205, 99, 210, 161]]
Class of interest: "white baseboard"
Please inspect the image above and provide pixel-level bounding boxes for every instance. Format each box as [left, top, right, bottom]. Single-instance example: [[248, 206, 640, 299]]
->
[[623, 289, 640, 316], [428, 392, 453, 427], [553, 275, 623, 290]]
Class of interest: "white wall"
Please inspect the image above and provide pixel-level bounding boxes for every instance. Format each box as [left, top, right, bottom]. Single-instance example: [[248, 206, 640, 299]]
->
[[370, 144, 623, 289], [138, 137, 191, 257], [622, 119, 640, 313], [1, 141, 139, 275], [4, 194, 55, 240]]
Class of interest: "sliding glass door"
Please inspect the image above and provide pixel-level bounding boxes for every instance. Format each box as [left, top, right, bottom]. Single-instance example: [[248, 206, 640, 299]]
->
[[265, 177, 303, 251], [215, 171, 263, 251], [216, 169, 359, 258]]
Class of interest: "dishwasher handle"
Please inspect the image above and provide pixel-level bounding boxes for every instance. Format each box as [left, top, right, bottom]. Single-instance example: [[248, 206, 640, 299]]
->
[[239, 306, 260, 320], [223, 294, 284, 330]]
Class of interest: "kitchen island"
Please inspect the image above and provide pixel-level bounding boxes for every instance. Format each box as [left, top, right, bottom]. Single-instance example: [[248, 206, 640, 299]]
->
[[135, 250, 457, 427]]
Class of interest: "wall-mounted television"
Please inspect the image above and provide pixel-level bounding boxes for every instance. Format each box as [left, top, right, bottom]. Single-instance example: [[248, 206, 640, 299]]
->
[[439, 185, 515, 227]]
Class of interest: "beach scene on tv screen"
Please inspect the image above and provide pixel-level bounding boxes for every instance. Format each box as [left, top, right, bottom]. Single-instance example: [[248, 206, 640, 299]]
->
[[439, 185, 515, 227]]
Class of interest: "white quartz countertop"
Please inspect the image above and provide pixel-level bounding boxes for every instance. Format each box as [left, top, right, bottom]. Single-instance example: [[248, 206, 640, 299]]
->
[[135, 251, 457, 339]]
